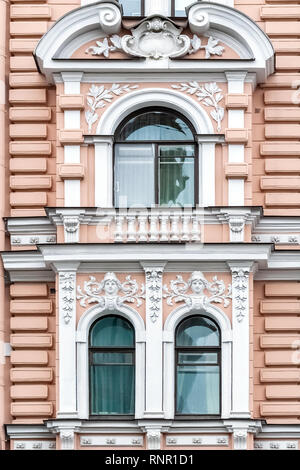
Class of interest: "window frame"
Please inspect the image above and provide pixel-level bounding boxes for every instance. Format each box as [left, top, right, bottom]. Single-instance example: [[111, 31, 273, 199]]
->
[[171, 0, 191, 18], [113, 107, 198, 208], [119, 0, 145, 18], [88, 314, 136, 420], [174, 315, 222, 419]]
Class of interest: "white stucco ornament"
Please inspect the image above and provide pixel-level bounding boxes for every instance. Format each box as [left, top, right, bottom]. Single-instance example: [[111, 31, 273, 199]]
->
[[85, 15, 224, 61], [163, 271, 232, 310], [77, 272, 145, 309]]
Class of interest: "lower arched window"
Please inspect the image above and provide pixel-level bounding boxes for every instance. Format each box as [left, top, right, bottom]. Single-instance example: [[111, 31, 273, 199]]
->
[[89, 315, 135, 416], [175, 316, 221, 416]]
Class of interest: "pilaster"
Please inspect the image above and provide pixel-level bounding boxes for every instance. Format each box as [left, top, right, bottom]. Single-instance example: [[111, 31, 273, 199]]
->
[[140, 262, 166, 418], [227, 261, 253, 418], [54, 262, 80, 418]]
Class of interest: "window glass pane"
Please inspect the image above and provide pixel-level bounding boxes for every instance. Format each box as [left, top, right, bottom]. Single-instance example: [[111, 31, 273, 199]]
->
[[115, 143, 155, 207], [176, 365, 220, 414], [178, 352, 218, 365], [174, 0, 193, 16], [119, 0, 142, 16], [92, 352, 134, 365], [176, 316, 220, 347], [90, 316, 134, 347], [91, 364, 134, 414], [117, 111, 194, 141], [159, 156, 194, 207]]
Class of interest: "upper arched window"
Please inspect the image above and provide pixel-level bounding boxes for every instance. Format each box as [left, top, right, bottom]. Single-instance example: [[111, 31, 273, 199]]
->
[[118, 0, 144, 16], [175, 315, 221, 416], [89, 315, 135, 416], [114, 108, 197, 207], [171, 0, 194, 17]]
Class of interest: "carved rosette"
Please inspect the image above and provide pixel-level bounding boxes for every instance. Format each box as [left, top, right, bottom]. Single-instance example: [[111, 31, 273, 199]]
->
[[144, 268, 164, 322], [77, 272, 145, 310], [231, 267, 250, 322], [59, 272, 76, 324]]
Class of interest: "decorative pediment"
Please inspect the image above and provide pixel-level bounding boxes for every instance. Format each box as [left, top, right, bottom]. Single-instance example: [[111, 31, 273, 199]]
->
[[84, 25, 225, 60], [34, 0, 274, 84]]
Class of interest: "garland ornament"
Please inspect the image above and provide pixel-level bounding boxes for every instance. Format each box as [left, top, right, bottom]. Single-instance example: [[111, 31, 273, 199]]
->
[[77, 272, 145, 310], [171, 82, 224, 132], [163, 271, 232, 310]]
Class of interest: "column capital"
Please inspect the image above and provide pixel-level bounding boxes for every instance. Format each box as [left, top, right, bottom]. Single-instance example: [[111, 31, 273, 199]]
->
[[227, 261, 254, 273], [52, 261, 80, 273]]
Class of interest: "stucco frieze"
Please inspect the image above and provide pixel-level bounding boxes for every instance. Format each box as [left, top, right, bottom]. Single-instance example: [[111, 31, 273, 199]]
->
[[163, 271, 232, 310], [77, 272, 145, 309]]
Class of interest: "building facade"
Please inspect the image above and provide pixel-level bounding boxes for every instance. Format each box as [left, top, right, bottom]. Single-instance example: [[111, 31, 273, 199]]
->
[[0, 0, 300, 451]]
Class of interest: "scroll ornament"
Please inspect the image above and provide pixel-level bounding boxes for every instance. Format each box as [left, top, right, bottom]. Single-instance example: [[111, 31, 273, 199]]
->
[[77, 272, 145, 310], [85, 16, 224, 60], [163, 271, 232, 310]]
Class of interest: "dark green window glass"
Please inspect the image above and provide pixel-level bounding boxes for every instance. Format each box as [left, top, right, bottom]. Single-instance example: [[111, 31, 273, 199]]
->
[[176, 316, 221, 416], [90, 315, 135, 415]]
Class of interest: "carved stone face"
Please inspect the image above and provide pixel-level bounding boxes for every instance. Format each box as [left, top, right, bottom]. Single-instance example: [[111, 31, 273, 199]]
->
[[191, 278, 205, 295], [103, 279, 119, 296]]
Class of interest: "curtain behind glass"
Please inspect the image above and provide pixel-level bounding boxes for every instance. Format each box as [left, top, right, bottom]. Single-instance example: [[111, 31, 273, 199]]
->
[[115, 144, 155, 207], [91, 362, 134, 414], [176, 365, 220, 414]]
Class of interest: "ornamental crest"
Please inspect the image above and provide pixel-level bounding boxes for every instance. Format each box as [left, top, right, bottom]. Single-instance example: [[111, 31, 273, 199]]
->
[[85, 15, 225, 60], [163, 271, 232, 310], [77, 272, 145, 310]]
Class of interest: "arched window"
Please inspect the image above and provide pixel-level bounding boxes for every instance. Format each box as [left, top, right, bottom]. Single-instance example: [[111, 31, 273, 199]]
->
[[89, 315, 135, 416], [118, 0, 144, 17], [175, 315, 221, 416], [114, 107, 197, 208], [171, 0, 194, 17]]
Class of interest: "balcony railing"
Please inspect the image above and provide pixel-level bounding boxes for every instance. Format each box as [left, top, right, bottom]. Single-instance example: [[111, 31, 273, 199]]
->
[[109, 208, 202, 243]]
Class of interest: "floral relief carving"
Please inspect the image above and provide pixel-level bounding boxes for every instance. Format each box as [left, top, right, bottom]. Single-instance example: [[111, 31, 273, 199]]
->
[[188, 35, 225, 58], [59, 272, 76, 324], [85, 83, 139, 133], [144, 268, 164, 322], [77, 272, 145, 310], [85, 31, 224, 60], [231, 267, 249, 322], [163, 271, 232, 310], [171, 82, 224, 131]]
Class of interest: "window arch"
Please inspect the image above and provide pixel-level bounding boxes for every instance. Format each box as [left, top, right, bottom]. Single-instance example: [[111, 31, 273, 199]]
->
[[114, 107, 197, 208], [175, 315, 221, 416], [89, 314, 135, 416]]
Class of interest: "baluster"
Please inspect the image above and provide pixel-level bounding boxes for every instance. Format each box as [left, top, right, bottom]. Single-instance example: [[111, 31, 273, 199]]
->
[[149, 215, 159, 241], [138, 215, 148, 242], [191, 215, 201, 241], [114, 215, 124, 242], [170, 214, 180, 241], [160, 214, 169, 242], [127, 215, 137, 242], [181, 214, 191, 241]]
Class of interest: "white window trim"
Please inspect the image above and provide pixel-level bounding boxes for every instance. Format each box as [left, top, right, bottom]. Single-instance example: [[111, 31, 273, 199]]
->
[[91, 87, 217, 208], [163, 303, 233, 419], [76, 303, 146, 419]]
